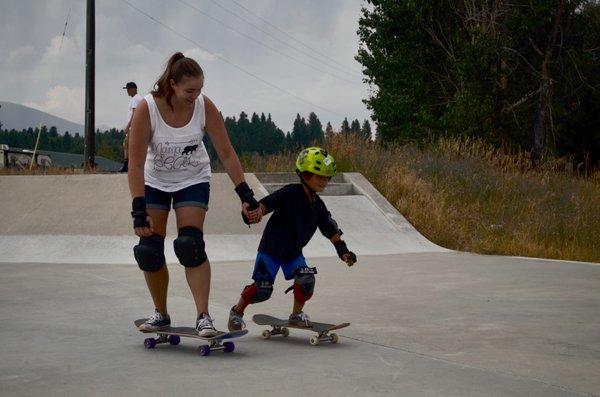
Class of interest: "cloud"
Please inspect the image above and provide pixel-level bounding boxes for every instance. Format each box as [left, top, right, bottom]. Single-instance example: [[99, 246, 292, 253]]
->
[[184, 47, 221, 63], [6, 45, 34, 67], [23, 85, 84, 124]]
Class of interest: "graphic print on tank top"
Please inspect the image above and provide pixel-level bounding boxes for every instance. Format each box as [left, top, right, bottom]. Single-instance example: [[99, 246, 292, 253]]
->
[[151, 136, 206, 172]]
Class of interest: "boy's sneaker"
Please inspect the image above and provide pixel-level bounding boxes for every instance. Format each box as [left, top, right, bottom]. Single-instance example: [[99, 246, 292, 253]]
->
[[289, 311, 312, 327], [138, 309, 171, 331], [228, 306, 246, 332], [196, 313, 218, 337]]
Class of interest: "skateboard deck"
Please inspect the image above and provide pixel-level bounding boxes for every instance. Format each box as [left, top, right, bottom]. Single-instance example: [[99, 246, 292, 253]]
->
[[253, 314, 350, 345], [134, 318, 248, 356]]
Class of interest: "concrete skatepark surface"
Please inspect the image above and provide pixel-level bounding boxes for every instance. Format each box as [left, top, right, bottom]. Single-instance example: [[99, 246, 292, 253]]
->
[[0, 173, 599, 396]]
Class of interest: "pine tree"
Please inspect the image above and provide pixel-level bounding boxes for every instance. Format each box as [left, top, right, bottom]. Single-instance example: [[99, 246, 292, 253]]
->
[[350, 119, 361, 136], [340, 118, 350, 135], [361, 119, 372, 141], [325, 122, 334, 140], [307, 112, 324, 144]]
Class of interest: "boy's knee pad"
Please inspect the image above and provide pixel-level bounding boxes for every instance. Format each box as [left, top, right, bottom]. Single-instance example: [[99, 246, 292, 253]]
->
[[291, 267, 316, 304], [134, 234, 165, 272], [174, 226, 207, 267], [241, 280, 273, 304]]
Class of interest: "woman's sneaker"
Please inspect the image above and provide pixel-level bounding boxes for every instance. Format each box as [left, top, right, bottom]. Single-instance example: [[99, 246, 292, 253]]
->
[[138, 309, 171, 331], [288, 311, 312, 327], [196, 313, 218, 337], [228, 306, 246, 332]]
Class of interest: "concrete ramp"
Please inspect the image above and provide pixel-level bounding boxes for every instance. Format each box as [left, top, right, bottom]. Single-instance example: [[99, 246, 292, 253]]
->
[[0, 173, 446, 264]]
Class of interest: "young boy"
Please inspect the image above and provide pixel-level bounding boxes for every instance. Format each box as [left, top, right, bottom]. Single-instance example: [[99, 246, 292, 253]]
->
[[228, 147, 357, 331]]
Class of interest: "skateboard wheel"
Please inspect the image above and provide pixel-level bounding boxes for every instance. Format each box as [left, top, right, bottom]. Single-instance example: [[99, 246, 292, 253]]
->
[[330, 333, 339, 344], [309, 336, 319, 346], [168, 335, 181, 345], [281, 327, 290, 337], [144, 338, 157, 349], [223, 341, 235, 353], [261, 330, 271, 339], [198, 345, 211, 357]]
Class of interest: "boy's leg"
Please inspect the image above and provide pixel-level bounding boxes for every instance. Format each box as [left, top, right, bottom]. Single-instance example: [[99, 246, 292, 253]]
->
[[229, 254, 277, 331], [283, 257, 316, 326], [237, 254, 277, 312]]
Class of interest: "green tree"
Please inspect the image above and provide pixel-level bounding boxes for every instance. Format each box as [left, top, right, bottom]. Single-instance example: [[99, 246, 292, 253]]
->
[[361, 119, 372, 141], [307, 112, 324, 144], [340, 118, 350, 135], [325, 121, 334, 140], [356, 0, 600, 165]]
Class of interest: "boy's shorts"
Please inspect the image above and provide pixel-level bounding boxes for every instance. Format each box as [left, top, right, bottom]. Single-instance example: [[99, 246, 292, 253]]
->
[[251, 252, 309, 282], [145, 182, 210, 211]]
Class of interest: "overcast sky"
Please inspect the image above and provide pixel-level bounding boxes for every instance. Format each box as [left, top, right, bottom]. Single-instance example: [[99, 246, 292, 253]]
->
[[0, 0, 372, 133]]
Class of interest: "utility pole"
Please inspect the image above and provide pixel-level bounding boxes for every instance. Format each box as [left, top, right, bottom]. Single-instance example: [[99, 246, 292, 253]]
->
[[84, 0, 95, 170]]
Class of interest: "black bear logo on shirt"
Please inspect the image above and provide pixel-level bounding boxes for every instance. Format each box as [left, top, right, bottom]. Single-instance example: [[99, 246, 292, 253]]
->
[[182, 144, 198, 155]]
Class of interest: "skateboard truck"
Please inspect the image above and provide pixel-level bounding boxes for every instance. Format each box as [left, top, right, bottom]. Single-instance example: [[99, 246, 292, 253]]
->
[[135, 318, 245, 357], [142, 334, 235, 356], [261, 324, 339, 346]]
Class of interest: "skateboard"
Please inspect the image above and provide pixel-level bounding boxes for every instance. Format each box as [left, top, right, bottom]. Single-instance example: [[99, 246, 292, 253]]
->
[[253, 314, 350, 346], [134, 318, 248, 356]]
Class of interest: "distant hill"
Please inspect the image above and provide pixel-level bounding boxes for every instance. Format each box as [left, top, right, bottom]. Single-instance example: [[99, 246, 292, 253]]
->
[[0, 101, 113, 134]]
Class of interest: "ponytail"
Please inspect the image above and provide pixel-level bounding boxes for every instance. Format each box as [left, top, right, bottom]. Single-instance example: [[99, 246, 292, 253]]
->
[[151, 52, 203, 109]]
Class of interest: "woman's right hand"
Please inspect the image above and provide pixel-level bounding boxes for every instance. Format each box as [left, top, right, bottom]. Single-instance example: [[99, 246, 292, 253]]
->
[[134, 215, 154, 237], [132, 197, 154, 236]]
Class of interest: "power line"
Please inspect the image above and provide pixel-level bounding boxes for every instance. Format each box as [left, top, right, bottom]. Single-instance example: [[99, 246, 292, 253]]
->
[[203, 0, 363, 79], [229, 0, 363, 76], [59, 8, 71, 51], [119, 0, 346, 118], [173, 0, 361, 86]]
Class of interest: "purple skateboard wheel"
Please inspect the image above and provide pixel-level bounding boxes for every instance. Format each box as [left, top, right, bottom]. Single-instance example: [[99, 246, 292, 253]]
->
[[198, 345, 211, 356], [144, 338, 157, 349], [223, 341, 235, 353], [168, 335, 181, 345]]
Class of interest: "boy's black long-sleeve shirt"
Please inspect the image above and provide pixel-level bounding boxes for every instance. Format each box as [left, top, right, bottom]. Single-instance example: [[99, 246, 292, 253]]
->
[[258, 183, 340, 261]]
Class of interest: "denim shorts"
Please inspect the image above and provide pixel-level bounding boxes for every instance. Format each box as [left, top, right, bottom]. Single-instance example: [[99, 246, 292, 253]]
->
[[145, 182, 210, 211]]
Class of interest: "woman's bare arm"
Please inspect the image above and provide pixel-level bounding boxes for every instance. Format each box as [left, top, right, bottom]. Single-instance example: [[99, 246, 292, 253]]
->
[[203, 96, 246, 186], [127, 99, 151, 198]]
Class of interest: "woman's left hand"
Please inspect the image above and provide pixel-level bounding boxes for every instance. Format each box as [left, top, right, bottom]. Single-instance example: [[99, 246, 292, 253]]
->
[[242, 202, 262, 224]]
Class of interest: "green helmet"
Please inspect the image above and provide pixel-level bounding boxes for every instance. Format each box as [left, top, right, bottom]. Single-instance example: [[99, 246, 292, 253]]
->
[[295, 147, 337, 177]]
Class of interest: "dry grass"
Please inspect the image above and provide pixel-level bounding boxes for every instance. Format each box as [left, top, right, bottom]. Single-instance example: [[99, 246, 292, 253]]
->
[[243, 135, 600, 263]]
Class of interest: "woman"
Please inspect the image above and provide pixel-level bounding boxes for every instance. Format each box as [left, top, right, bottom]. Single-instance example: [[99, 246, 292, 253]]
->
[[128, 52, 261, 336]]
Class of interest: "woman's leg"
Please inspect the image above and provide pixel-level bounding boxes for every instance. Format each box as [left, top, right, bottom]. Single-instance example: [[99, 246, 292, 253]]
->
[[143, 209, 169, 314], [174, 206, 210, 317]]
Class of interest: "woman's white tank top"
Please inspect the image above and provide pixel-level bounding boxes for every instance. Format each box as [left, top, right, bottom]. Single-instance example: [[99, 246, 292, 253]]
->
[[143, 94, 211, 192]]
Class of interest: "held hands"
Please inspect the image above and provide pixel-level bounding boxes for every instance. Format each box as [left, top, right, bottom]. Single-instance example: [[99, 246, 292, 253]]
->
[[242, 202, 263, 224], [131, 197, 154, 237], [235, 182, 262, 225], [334, 240, 357, 267]]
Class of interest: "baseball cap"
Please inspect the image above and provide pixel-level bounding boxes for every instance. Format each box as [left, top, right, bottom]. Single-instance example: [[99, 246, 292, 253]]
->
[[123, 82, 137, 89]]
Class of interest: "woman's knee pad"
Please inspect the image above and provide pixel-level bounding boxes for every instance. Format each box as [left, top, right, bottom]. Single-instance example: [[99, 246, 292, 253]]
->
[[133, 234, 166, 272], [173, 226, 207, 267]]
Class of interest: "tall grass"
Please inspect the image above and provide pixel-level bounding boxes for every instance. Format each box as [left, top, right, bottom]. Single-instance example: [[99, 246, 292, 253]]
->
[[243, 134, 600, 263]]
